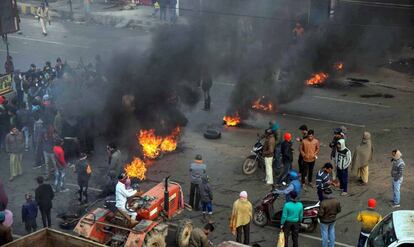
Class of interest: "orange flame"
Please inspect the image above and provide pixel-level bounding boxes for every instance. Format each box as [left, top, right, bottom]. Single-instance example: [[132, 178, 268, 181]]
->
[[124, 157, 147, 180], [223, 112, 241, 127], [306, 72, 328, 86], [252, 96, 273, 112], [138, 127, 181, 159], [334, 62, 344, 71]]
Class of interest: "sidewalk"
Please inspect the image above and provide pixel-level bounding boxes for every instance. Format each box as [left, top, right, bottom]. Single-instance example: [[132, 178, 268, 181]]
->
[[17, 0, 185, 30]]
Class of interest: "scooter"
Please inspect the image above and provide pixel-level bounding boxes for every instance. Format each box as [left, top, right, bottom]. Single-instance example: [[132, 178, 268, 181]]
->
[[253, 188, 320, 233]]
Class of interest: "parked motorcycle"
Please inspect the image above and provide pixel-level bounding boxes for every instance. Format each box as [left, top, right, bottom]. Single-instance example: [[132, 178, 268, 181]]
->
[[242, 134, 265, 175], [253, 189, 320, 233]]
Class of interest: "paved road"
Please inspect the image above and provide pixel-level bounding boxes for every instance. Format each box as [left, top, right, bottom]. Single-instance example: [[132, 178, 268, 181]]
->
[[1, 17, 413, 247]]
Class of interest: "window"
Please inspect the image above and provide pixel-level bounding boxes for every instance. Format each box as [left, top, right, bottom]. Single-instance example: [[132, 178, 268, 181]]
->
[[368, 214, 397, 247]]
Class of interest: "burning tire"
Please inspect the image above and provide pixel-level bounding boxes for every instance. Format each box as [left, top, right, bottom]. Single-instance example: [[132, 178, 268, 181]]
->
[[176, 220, 193, 247], [253, 210, 268, 227], [143, 231, 166, 247], [203, 129, 221, 139], [242, 155, 258, 175]]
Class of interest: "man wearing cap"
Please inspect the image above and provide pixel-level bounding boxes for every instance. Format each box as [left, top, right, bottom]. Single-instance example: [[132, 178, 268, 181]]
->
[[189, 154, 206, 211], [278, 132, 293, 184], [356, 199, 382, 247], [0, 211, 13, 245], [230, 191, 252, 245], [273, 171, 302, 202], [318, 188, 341, 247], [280, 191, 303, 247], [391, 149, 405, 208]]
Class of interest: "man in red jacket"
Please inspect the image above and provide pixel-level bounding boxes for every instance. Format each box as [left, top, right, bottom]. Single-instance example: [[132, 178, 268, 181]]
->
[[53, 139, 69, 192]]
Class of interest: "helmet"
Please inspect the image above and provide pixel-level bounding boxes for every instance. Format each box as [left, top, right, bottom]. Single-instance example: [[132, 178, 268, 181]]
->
[[368, 198, 376, 209], [289, 170, 299, 180], [284, 132, 292, 142]]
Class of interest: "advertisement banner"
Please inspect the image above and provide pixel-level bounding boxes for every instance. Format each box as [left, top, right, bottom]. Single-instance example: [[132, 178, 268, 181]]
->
[[0, 74, 13, 95]]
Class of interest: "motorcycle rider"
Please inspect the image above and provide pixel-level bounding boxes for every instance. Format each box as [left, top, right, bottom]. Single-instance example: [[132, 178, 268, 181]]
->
[[272, 170, 302, 202]]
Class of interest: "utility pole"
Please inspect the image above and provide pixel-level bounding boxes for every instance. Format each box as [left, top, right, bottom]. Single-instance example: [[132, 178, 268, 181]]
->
[[1, 34, 10, 58], [68, 0, 73, 20]]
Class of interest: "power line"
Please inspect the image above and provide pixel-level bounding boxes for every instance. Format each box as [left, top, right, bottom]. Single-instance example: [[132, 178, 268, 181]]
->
[[338, 0, 414, 8]]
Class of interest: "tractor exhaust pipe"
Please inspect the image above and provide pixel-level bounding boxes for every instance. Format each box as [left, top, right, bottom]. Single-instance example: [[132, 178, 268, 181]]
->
[[164, 176, 170, 216]]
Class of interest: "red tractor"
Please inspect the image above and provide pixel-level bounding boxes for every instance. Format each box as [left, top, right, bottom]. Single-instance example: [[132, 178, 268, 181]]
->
[[74, 177, 193, 247]]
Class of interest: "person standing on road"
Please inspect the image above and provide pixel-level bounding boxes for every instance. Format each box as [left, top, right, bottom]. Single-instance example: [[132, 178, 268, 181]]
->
[[278, 132, 293, 184], [4, 56, 14, 74], [53, 139, 69, 192], [280, 191, 303, 247], [263, 128, 276, 185], [390, 149, 405, 208], [334, 139, 351, 196], [230, 191, 252, 245], [351, 132, 373, 185], [159, 0, 168, 21], [200, 70, 213, 111], [21, 193, 38, 233], [35, 176, 54, 228], [42, 127, 57, 181], [33, 114, 45, 169], [199, 175, 213, 222], [328, 128, 344, 187], [299, 129, 320, 189], [75, 153, 92, 204], [296, 124, 308, 174], [107, 142, 123, 175], [318, 188, 341, 247], [169, 0, 177, 23], [36, 3, 50, 36], [189, 154, 206, 211], [5, 126, 24, 181], [356, 198, 382, 247], [316, 163, 333, 201]]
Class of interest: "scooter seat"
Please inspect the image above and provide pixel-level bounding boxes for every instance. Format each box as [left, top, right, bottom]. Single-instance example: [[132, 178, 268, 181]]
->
[[302, 200, 320, 210]]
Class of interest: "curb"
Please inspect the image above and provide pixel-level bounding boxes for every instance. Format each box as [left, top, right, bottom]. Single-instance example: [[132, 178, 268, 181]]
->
[[17, 2, 161, 31]]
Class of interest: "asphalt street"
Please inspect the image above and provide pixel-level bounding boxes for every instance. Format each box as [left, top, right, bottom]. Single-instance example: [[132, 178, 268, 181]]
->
[[1, 17, 414, 247]]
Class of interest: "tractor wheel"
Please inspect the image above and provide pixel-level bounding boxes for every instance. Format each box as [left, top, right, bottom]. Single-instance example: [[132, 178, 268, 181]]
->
[[143, 231, 166, 247], [176, 220, 193, 247]]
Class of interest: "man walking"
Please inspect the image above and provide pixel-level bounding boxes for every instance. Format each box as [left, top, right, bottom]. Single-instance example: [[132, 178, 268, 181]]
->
[[35, 176, 54, 228], [36, 3, 50, 36], [390, 149, 405, 208], [299, 129, 320, 188], [5, 126, 24, 181], [351, 132, 373, 185], [318, 188, 341, 247], [356, 198, 382, 247], [53, 139, 69, 192], [316, 163, 333, 201], [21, 193, 38, 233], [280, 191, 303, 247], [334, 139, 352, 196], [229, 191, 252, 245], [189, 154, 206, 211], [263, 128, 276, 185]]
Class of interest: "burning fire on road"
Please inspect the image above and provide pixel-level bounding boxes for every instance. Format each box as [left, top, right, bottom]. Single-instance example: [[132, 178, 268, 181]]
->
[[251, 96, 274, 112], [306, 72, 329, 86], [138, 127, 181, 159], [124, 157, 147, 180], [334, 62, 344, 71], [223, 112, 241, 127]]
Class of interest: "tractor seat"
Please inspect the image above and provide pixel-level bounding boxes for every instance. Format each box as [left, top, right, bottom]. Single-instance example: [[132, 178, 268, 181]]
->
[[301, 200, 320, 210], [112, 209, 139, 228]]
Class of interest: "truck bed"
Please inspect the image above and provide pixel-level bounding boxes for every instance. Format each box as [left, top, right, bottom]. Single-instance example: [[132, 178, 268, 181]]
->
[[3, 228, 107, 247]]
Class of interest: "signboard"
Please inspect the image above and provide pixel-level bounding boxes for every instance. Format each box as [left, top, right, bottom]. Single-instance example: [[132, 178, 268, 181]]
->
[[0, 74, 13, 95]]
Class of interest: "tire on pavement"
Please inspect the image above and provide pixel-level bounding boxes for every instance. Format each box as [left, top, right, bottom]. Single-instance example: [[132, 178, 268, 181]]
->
[[203, 129, 221, 139]]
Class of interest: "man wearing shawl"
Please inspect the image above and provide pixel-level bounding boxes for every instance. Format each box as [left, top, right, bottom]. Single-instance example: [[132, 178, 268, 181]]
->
[[351, 132, 373, 185], [229, 191, 252, 245]]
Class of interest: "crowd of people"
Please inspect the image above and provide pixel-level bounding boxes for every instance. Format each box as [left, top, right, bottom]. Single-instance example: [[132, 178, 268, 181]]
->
[[185, 123, 405, 247]]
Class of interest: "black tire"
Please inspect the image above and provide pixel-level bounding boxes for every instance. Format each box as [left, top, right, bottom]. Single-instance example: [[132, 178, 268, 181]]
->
[[253, 210, 268, 227], [143, 231, 166, 247], [242, 155, 258, 175], [305, 218, 318, 233], [203, 129, 221, 139], [176, 220, 193, 247]]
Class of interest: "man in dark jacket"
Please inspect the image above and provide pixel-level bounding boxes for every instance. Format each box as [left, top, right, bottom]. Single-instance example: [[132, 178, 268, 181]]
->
[[35, 176, 54, 227], [159, 0, 167, 21], [278, 132, 293, 184], [4, 55, 14, 74], [199, 175, 213, 222], [316, 163, 333, 201], [76, 153, 91, 204], [263, 128, 276, 185], [189, 154, 206, 211], [200, 70, 213, 111], [318, 188, 341, 247], [21, 193, 38, 233]]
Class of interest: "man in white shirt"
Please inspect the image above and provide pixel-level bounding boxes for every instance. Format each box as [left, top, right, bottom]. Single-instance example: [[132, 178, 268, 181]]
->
[[115, 173, 141, 220]]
